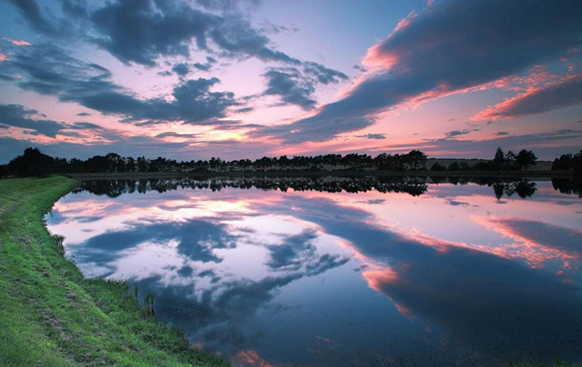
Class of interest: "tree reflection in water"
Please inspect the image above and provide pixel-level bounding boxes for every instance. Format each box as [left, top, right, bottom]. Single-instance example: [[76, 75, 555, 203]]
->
[[76, 175, 553, 199]]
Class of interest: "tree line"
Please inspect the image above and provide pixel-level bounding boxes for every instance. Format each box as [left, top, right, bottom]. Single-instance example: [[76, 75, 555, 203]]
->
[[1, 146, 579, 179], [551, 151, 582, 174], [429, 147, 538, 172], [0, 148, 429, 177]]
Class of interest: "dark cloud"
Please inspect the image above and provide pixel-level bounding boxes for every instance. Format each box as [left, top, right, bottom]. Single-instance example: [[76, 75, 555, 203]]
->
[[0, 104, 65, 137], [446, 199, 470, 207], [477, 76, 582, 120], [352, 64, 367, 73], [234, 107, 254, 114], [257, 0, 582, 143], [258, 21, 299, 35], [69, 121, 102, 130], [356, 133, 386, 140], [76, 112, 91, 116], [4, 0, 315, 70], [5, 0, 59, 35], [194, 0, 262, 11], [193, 62, 212, 71], [155, 131, 199, 139], [209, 16, 300, 65], [444, 129, 479, 139], [496, 131, 509, 136], [60, 0, 89, 20], [263, 68, 317, 110], [302, 61, 348, 85], [172, 63, 190, 76], [86, 0, 303, 67], [177, 265, 194, 277], [7, 44, 242, 125], [262, 63, 347, 110], [90, 0, 217, 66]]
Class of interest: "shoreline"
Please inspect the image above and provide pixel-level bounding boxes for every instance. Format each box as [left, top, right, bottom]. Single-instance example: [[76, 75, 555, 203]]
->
[[63, 170, 574, 181], [0, 176, 228, 367]]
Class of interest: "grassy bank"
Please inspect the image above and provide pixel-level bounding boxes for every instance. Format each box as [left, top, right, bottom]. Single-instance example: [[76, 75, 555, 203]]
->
[[0, 176, 227, 367]]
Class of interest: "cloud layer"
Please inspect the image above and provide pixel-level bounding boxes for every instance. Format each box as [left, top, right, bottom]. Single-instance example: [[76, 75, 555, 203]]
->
[[259, 0, 582, 143]]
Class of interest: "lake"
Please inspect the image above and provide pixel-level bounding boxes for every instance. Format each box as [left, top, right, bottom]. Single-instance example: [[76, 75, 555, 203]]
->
[[46, 176, 582, 367]]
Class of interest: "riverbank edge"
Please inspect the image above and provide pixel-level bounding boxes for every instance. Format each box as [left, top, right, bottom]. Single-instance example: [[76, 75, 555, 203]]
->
[[64, 169, 575, 180], [0, 176, 228, 367]]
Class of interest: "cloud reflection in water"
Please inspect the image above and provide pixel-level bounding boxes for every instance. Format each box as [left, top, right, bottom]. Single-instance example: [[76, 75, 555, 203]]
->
[[46, 177, 582, 366]]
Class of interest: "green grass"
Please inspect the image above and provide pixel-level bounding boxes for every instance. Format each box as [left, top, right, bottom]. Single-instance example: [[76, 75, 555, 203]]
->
[[0, 176, 228, 367]]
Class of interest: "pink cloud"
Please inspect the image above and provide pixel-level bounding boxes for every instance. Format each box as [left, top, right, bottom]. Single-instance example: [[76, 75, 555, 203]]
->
[[2, 37, 31, 46], [473, 74, 582, 120]]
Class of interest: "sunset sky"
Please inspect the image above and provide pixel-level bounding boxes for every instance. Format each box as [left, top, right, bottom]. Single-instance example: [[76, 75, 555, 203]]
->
[[0, 0, 581, 163]]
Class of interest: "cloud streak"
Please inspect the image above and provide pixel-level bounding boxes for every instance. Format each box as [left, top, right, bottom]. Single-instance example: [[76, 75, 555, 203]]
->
[[475, 75, 582, 120]]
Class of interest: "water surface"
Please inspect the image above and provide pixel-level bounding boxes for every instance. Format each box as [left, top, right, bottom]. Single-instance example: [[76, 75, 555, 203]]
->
[[46, 177, 582, 367]]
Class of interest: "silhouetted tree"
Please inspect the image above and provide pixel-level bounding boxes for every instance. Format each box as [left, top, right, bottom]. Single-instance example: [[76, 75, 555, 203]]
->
[[126, 157, 136, 172], [0, 164, 8, 178], [515, 149, 537, 171], [504, 150, 517, 170], [552, 151, 582, 175], [7, 148, 55, 177], [137, 157, 148, 172], [430, 162, 446, 172], [493, 147, 505, 170], [447, 162, 460, 171]]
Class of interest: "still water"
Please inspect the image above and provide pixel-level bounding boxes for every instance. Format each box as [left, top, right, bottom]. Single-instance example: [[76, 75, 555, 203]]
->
[[46, 177, 582, 367]]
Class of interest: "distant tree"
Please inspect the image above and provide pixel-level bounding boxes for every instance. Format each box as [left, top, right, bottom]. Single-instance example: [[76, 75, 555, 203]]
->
[[430, 162, 446, 172], [137, 157, 148, 172], [447, 162, 460, 171], [0, 164, 8, 178], [493, 147, 505, 170], [515, 150, 537, 171], [126, 157, 136, 172], [106, 153, 125, 172], [552, 151, 582, 175], [504, 150, 517, 170], [7, 148, 55, 177], [85, 155, 109, 173], [209, 157, 223, 169], [459, 162, 472, 171], [473, 161, 496, 171], [574, 151, 582, 175], [405, 150, 427, 170]]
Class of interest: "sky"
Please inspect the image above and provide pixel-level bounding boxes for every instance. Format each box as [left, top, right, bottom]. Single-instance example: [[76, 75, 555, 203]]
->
[[0, 0, 581, 163]]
